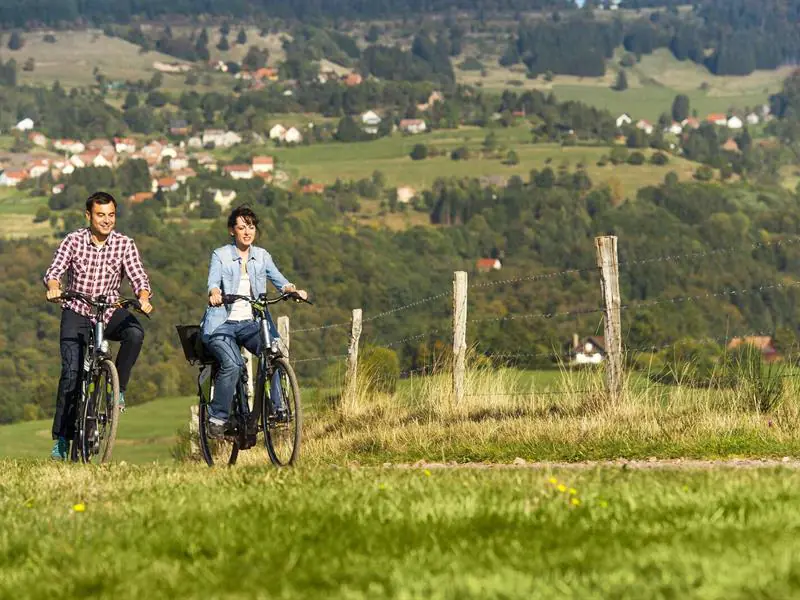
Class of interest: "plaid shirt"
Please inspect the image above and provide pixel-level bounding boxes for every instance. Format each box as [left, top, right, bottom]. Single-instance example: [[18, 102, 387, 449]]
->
[[43, 228, 152, 324]]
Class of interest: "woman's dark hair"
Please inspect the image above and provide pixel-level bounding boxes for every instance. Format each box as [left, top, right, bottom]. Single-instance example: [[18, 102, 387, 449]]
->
[[227, 205, 259, 230], [86, 191, 117, 213]]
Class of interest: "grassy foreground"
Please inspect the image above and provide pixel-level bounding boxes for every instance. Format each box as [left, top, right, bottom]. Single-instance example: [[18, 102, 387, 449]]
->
[[3, 461, 800, 598]]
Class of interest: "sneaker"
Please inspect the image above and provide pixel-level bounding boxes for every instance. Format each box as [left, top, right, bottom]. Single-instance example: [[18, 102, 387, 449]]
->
[[207, 418, 226, 439], [118, 391, 125, 412], [50, 436, 69, 461]]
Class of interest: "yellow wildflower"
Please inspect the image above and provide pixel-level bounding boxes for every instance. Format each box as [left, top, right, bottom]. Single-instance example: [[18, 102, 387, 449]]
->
[[73, 503, 86, 513], [568, 488, 577, 495], [570, 498, 581, 506], [423, 469, 432, 477], [548, 477, 558, 485], [556, 484, 567, 493]]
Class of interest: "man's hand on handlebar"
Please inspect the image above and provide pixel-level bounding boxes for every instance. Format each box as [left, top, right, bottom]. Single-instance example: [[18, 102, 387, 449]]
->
[[45, 280, 62, 303], [138, 292, 153, 315]]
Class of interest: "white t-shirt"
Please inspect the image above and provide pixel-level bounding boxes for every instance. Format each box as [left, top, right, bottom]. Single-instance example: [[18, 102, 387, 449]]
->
[[228, 262, 253, 321]]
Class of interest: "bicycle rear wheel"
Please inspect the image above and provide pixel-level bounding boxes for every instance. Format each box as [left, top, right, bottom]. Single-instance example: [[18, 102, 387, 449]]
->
[[263, 357, 302, 466], [79, 359, 120, 464], [198, 401, 239, 466]]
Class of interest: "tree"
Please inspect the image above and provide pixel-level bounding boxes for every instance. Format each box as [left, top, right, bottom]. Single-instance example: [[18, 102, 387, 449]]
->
[[694, 165, 714, 181], [671, 94, 690, 123], [242, 46, 268, 71], [237, 28, 247, 45], [410, 144, 428, 161], [335, 116, 362, 142], [7, 31, 23, 51], [123, 91, 139, 110], [505, 149, 519, 165], [217, 35, 230, 52], [613, 70, 628, 92]]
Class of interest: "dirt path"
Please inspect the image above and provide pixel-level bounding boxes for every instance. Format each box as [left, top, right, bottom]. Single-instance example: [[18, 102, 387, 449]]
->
[[377, 457, 800, 470]]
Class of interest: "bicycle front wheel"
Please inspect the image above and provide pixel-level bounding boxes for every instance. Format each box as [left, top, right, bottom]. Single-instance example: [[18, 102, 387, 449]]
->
[[263, 357, 302, 466], [79, 359, 120, 464]]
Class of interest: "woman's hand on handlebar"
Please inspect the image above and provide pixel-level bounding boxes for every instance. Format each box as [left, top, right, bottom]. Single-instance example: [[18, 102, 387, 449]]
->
[[209, 288, 223, 307], [282, 284, 309, 302]]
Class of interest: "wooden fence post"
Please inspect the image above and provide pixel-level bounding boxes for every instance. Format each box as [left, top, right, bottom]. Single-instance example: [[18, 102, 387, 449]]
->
[[594, 236, 623, 402], [278, 315, 290, 358], [346, 309, 363, 398], [453, 271, 468, 405], [189, 404, 199, 458]]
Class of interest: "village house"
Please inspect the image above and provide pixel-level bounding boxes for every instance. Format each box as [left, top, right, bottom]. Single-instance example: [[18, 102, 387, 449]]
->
[[195, 153, 218, 171], [169, 153, 189, 171], [87, 138, 113, 152], [253, 67, 279, 82], [202, 129, 242, 149], [665, 122, 683, 135], [681, 118, 700, 130], [399, 119, 427, 135], [207, 188, 237, 209], [301, 183, 325, 194], [170, 119, 190, 137], [269, 124, 287, 141], [417, 90, 444, 112], [396, 186, 416, 204], [27, 159, 50, 178], [636, 119, 654, 135], [252, 156, 274, 174], [54, 139, 85, 154], [154, 176, 179, 192], [28, 132, 48, 147], [706, 113, 728, 126], [223, 164, 254, 180], [187, 136, 203, 149], [568, 335, 606, 366], [14, 118, 34, 131], [0, 169, 28, 186], [616, 113, 633, 128], [726, 115, 744, 130], [727, 336, 781, 362], [475, 258, 502, 273], [722, 138, 740, 152], [52, 183, 65, 195], [129, 191, 154, 204], [173, 168, 197, 184], [283, 127, 303, 144], [344, 72, 363, 87], [114, 137, 137, 153], [361, 110, 382, 135], [153, 61, 191, 73], [746, 112, 760, 125]]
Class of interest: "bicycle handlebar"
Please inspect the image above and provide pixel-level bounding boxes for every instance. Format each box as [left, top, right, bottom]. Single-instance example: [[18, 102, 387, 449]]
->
[[58, 291, 152, 319], [221, 292, 313, 307]]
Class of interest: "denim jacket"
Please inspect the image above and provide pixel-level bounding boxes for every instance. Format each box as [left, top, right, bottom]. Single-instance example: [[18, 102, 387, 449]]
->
[[200, 244, 291, 338]]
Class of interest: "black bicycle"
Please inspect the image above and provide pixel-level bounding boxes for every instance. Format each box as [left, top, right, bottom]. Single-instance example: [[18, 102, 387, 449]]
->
[[177, 292, 311, 467], [56, 291, 148, 464]]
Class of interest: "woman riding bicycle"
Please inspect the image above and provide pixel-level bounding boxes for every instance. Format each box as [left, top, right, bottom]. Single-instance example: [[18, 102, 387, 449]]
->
[[200, 205, 308, 438]]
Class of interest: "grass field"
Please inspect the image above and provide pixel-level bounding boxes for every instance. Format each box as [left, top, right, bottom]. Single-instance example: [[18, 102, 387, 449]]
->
[[458, 49, 788, 121], [251, 128, 703, 197], [4, 461, 800, 597]]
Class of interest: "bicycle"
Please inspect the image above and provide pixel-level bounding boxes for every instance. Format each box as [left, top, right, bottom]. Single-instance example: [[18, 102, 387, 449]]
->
[[176, 291, 312, 467], [56, 291, 148, 464]]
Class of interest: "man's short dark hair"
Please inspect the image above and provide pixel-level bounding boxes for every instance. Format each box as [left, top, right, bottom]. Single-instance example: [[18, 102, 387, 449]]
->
[[227, 205, 259, 230], [86, 191, 117, 213]]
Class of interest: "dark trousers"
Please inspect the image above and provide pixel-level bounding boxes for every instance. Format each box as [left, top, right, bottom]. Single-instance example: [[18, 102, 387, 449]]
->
[[52, 309, 144, 440]]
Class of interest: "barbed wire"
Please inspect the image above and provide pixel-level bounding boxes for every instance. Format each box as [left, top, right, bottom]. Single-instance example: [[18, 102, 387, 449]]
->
[[292, 353, 349, 364], [621, 281, 800, 313], [469, 305, 605, 325]]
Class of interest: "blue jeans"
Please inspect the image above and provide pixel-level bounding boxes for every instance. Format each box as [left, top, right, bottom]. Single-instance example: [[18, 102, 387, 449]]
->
[[206, 320, 284, 422]]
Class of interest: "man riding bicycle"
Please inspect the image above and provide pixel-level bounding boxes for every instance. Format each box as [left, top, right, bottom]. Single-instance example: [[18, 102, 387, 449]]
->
[[44, 191, 153, 460], [200, 205, 308, 438]]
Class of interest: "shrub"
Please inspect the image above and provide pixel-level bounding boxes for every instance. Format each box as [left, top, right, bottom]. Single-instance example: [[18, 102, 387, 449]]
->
[[627, 151, 646, 165], [650, 152, 669, 165], [409, 143, 428, 161], [360, 347, 400, 394]]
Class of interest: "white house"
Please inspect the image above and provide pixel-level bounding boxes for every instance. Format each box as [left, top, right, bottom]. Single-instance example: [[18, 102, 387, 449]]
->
[[54, 139, 85, 154], [726, 116, 744, 130], [114, 137, 137, 153], [283, 127, 303, 144], [665, 122, 683, 135], [636, 119, 654, 135], [14, 118, 34, 131], [399, 119, 427, 134], [396, 186, 416, 204], [616, 113, 632, 128], [208, 188, 237, 210], [269, 124, 287, 141], [570, 335, 606, 366], [28, 132, 48, 147], [361, 110, 382, 135], [202, 129, 242, 148], [27, 159, 50, 178], [223, 164, 254, 180], [746, 112, 760, 125], [169, 154, 189, 171], [252, 156, 274, 174], [187, 136, 203, 149]]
